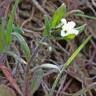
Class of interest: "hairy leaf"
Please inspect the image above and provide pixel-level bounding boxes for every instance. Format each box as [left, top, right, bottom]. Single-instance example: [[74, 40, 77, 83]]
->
[[12, 32, 30, 60]]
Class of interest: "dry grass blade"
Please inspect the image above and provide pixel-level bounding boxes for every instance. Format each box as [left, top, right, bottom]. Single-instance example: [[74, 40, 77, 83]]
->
[[72, 83, 96, 96]]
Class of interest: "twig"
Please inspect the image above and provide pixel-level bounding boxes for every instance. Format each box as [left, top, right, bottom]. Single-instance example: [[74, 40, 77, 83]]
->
[[91, 0, 96, 7], [32, 0, 49, 17], [21, 7, 35, 27]]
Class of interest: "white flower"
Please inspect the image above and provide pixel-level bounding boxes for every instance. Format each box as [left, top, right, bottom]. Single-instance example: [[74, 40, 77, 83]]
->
[[60, 18, 79, 37]]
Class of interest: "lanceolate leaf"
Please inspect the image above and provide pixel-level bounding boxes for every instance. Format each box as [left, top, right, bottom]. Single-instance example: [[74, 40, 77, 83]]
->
[[0, 18, 6, 53], [5, 15, 12, 46], [76, 24, 86, 33], [11, 0, 20, 17], [12, 24, 23, 34], [75, 13, 96, 20], [0, 25, 4, 52], [5, 0, 20, 45], [40, 63, 60, 71], [12, 32, 30, 60], [43, 15, 51, 37], [0, 0, 20, 53], [50, 3, 66, 28]]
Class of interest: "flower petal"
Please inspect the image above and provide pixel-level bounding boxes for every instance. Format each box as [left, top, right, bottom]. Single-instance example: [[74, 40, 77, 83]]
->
[[61, 18, 67, 25], [60, 19, 78, 37], [68, 29, 79, 35], [61, 30, 68, 37], [72, 29, 79, 35], [62, 24, 69, 30], [61, 30, 65, 37], [67, 21, 76, 29]]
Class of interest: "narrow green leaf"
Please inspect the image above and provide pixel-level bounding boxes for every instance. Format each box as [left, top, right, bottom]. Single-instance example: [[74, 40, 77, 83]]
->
[[5, 0, 20, 45], [11, 0, 20, 17], [11, 32, 30, 60], [0, 18, 7, 53], [49, 35, 92, 96], [5, 15, 12, 46], [50, 3, 66, 28], [0, 0, 20, 53], [75, 13, 96, 20], [64, 34, 76, 40], [12, 24, 23, 34], [64, 35, 92, 68], [76, 24, 86, 33], [0, 25, 4, 52], [43, 15, 50, 36]]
